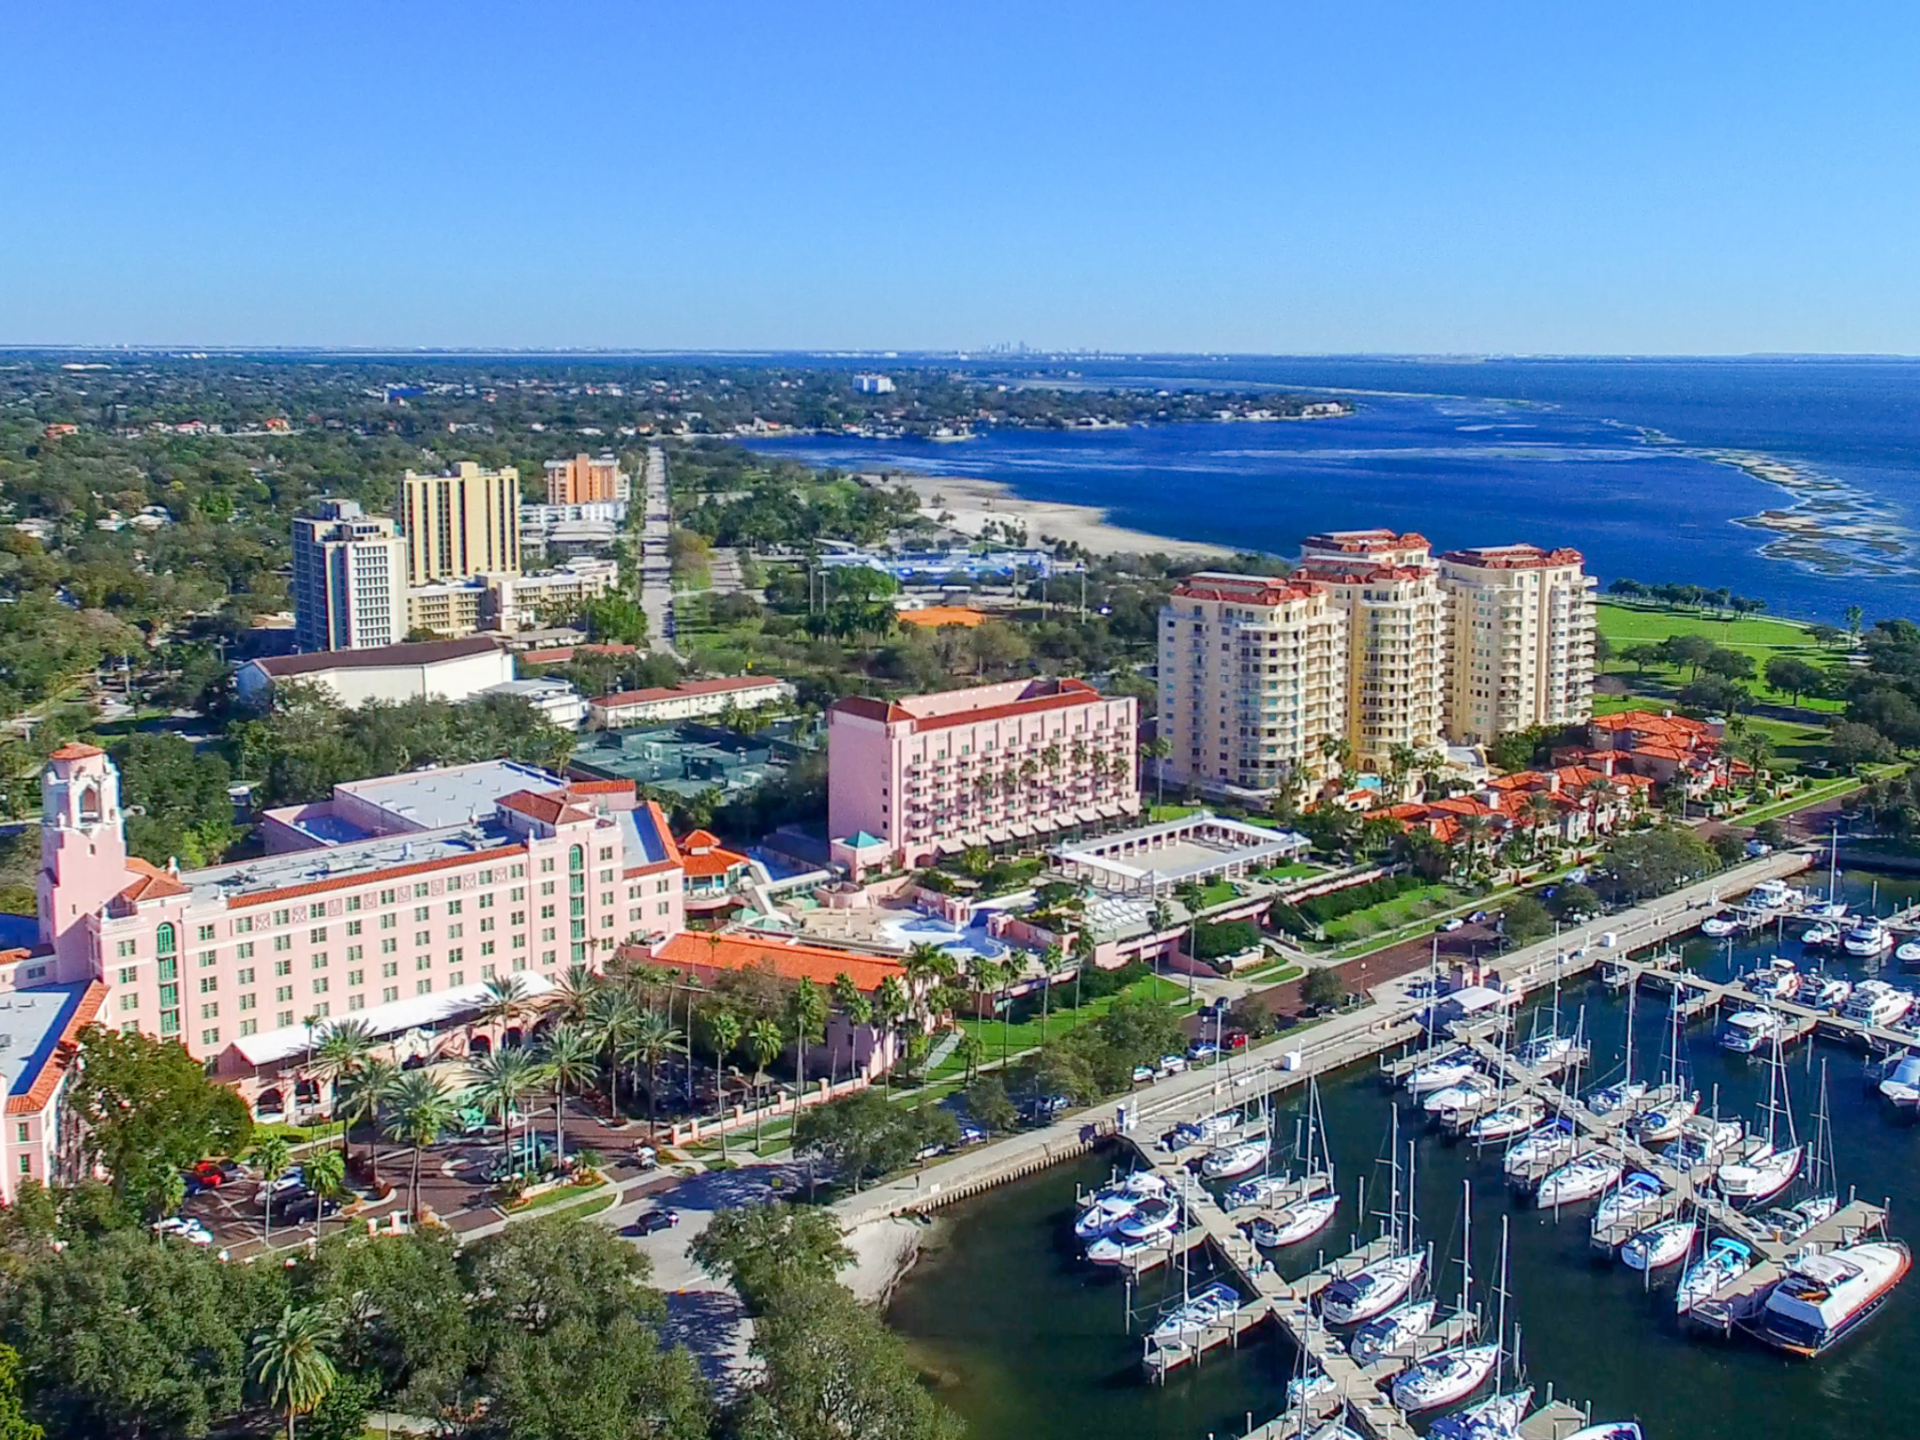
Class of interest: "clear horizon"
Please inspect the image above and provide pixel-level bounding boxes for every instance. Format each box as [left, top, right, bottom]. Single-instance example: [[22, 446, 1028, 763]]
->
[[7, 1, 1920, 354]]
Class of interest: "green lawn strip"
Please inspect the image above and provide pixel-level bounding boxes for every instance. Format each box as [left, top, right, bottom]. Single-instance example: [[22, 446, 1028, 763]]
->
[[1193, 880, 1239, 909], [506, 1177, 610, 1213], [1318, 883, 1471, 943], [1237, 960, 1304, 984], [1259, 862, 1325, 882], [569, 1194, 617, 1219], [1148, 804, 1202, 822], [938, 974, 1195, 1075], [1595, 601, 1848, 712]]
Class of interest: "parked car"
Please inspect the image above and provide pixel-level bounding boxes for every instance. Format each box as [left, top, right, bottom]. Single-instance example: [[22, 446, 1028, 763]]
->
[[259, 1166, 306, 1202], [1222, 1030, 1249, 1051], [1132, 1063, 1156, 1083], [1468, 911, 1489, 924], [633, 1145, 659, 1169], [272, 1192, 339, 1226], [957, 1123, 988, 1146], [1439, 917, 1466, 932], [1186, 1041, 1219, 1062], [1746, 839, 1774, 857], [1158, 1054, 1189, 1075], [154, 1216, 213, 1247], [629, 1208, 680, 1236]]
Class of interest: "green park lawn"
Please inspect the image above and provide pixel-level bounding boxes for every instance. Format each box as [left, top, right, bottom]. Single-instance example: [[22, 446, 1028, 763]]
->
[[1317, 882, 1470, 943], [933, 972, 1195, 1077], [1596, 600, 1847, 713]]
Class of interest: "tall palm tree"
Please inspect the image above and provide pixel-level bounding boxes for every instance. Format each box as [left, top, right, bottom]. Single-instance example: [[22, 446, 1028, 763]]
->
[[250, 1134, 293, 1246], [250, 1304, 338, 1440], [828, 971, 863, 1082], [872, 975, 909, 1089], [476, 973, 536, 1048], [1580, 777, 1616, 839], [1525, 791, 1560, 858], [746, 1017, 783, 1152], [544, 963, 601, 1027], [302, 1147, 346, 1240], [307, 1019, 374, 1151], [584, 987, 640, 1120], [464, 1047, 547, 1178], [382, 1071, 455, 1220], [335, 1055, 400, 1186], [622, 1007, 683, 1139], [704, 1009, 742, 1159], [787, 977, 828, 1098], [538, 1022, 599, 1166], [1145, 736, 1172, 807]]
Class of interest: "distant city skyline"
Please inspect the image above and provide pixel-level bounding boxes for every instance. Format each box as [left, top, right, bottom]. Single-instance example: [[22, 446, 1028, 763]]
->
[[6, 1, 1920, 354]]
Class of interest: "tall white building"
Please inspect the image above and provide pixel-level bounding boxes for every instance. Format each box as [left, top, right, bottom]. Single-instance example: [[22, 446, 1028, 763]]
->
[[1437, 545, 1597, 744], [292, 500, 407, 652], [1157, 574, 1348, 796]]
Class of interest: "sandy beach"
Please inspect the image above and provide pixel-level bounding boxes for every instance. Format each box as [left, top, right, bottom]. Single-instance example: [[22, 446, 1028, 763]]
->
[[868, 471, 1237, 560]]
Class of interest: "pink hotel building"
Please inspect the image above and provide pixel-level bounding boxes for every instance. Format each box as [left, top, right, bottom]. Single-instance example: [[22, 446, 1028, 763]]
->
[[828, 678, 1140, 872], [19, 743, 688, 1153]]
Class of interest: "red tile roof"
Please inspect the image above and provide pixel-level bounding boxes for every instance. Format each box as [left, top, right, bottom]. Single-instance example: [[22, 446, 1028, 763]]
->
[[48, 742, 104, 761], [1171, 575, 1321, 606], [1439, 544, 1585, 570], [118, 857, 191, 904], [498, 790, 595, 826], [644, 932, 906, 992], [676, 829, 750, 879]]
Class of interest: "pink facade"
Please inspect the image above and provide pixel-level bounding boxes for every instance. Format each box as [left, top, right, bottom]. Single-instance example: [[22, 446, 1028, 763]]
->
[[828, 678, 1140, 872], [30, 747, 685, 1113]]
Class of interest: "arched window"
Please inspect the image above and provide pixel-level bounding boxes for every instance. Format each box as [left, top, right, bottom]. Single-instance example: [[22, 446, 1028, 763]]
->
[[155, 922, 177, 956], [77, 783, 101, 825], [568, 844, 584, 873]]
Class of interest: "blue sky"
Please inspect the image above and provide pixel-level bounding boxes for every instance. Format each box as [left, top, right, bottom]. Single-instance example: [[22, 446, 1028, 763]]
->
[[5, 1, 1919, 353]]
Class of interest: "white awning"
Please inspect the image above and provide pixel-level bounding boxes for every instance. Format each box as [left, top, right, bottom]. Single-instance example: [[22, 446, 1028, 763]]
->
[[934, 839, 965, 857], [1007, 822, 1034, 838], [233, 972, 557, 1068], [985, 827, 1013, 844]]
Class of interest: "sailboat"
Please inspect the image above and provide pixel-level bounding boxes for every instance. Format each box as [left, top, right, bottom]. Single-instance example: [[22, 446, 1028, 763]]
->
[[1535, 1150, 1624, 1209], [1249, 1078, 1340, 1248], [1391, 1201, 1502, 1413], [1676, 1230, 1755, 1315], [1716, 1033, 1803, 1204], [1429, 1291, 1530, 1440], [1467, 1093, 1546, 1144], [1621, 1213, 1698, 1272], [1585, 980, 1646, 1115], [1626, 998, 1698, 1145], [1755, 1060, 1838, 1241], [1799, 826, 1848, 923], [1146, 1279, 1240, 1350], [1322, 1115, 1428, 1326]]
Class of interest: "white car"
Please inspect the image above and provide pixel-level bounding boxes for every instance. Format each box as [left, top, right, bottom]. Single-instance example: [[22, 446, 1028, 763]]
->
[[155, 1216, 214, 1247], [1157, 1054, 1189, 1075], [1439, 918, 1466, 932]]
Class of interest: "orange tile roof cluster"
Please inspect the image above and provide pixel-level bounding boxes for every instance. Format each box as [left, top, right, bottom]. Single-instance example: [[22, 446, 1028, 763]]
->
[[677, 828, 751, 879], [1170, 575, 1321, 606], [118, 857, 192, 904], [897, 606, 988, 628], [1293, 560, 1433, 586], [1301, 529, 1429, 553], [1439, 544, 1585, 570], [498, 790, 596, 827], [7, 980, 105, 1115], [48, 742, 104, 762], [643, 931, 906, 993]]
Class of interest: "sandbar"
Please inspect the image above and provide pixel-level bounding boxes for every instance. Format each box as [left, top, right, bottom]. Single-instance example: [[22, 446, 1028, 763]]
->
[[868, 471, 1239, 560]]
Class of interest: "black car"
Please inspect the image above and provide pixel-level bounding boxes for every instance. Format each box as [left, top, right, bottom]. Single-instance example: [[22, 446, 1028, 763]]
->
[[628, 1208, 680, 1236], [271, 1191, 339, 1226]]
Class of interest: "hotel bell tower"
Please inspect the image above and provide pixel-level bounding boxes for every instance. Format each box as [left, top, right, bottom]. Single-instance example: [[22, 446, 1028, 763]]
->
[[38, 743, 128, 978]]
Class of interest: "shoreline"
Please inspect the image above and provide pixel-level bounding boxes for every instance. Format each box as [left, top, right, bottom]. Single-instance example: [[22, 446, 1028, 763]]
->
[[865, 470, 1242, 561]]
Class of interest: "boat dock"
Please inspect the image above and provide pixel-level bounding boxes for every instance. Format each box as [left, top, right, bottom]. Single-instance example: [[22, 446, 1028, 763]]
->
[[1608, 952, 1919, 1053], [1686, 1198, 1892, 1335]]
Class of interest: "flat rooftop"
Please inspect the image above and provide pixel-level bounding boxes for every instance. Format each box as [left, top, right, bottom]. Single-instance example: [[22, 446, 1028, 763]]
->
[[336, 760, 566, 832], [0, 983, 90, 1105], [188, 821, 524, 906]]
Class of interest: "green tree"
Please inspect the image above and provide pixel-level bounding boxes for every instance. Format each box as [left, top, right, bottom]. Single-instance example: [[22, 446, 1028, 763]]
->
[[0, 1347, 42, 1440], [963, 1075, 1018, 1134], [250, 1305, 338, 1440], [1301, 966, 1344, 1011], [1830, 720, 1897, 771], [689, 1201, 853, 1313], [786, 977, 828, 1098], [336, 1055, 399, 1189], [301, 1148, 346, 1239], [302, 1227, 469, 1412], [1600, 825, 1720, 901], [746, 1018, 785, 1152], [624, 1007, 683, 1138], [1764, 655, 1824, 706], [538, 1022, 600, 1167], [251, 1135, 294, 1245], [1498, 894, 1553, 945], [704, 1008, 744, 1158], [65, 1026, 253, 1216], [464, 1047, 548, 1180], [382, 1071, 456, 1222]]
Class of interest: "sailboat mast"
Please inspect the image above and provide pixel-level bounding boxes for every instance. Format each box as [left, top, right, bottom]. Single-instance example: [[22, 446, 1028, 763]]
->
[[1459, 1178, 1473, 1318], [1492, 1216, 1511, 1390]]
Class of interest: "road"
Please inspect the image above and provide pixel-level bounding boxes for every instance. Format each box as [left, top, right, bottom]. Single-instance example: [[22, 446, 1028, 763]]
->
[[637, 444, 678, 656]]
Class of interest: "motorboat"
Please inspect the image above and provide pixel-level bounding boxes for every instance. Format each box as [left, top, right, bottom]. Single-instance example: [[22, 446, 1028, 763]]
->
[[1626, 1092, 1698, 1145], [1717, 1141, 1804, 1204], [1248, 1192, 1339, 1248], [1560, 1426, 1643, 1440], [1700, 911, 1741, 938], [1406, 1049, 1478, 1095], [1898, 939, 1920, 968], [1222, 1174, 1293, 1211], [1583, 1080, 1647, 1117], [1877, 1051, 1920, 1110], [1803, 897, 1849, 925], [1429, 1388, 1535, 1440], [1200, 1136, 1271, 1180], [1515, 1033, 1579, 1073], [1591, 1171, 1666, 1240], [1676, 1236, 1755, 1314], [1085, 1198, 1181, 1262], [1795, 971, 1852, 1011], [1424, 1073, 1500, 1118], [1286, 1370, 1338, 1407], [1844, 918, 1896, 959], [1075, 1173, 1169, 1238], [1753, 1196, 1839, 1244], [1321, 1247, 1429, 1325], [1747, 1241, 1912, 1356], [1740, 958, 1798, 1000], [1720, 1008, 1785, 1054], [1501, 1117, 1577, 1178], [1466, 1096, 1545, 1143], [1348, 1296, 1438, 1365], [1664, 1116, 1745, 1174], [1843, 979, 1914, 1029], [1146, 1280, 1240, 1348], [1622, 1217, 1697, 1271], [1391, 1341, 1500, 1413], [1164, 1112, 1241, 1149], [1535, 1153, 1624, 1208], [1749, 878, 1797, 911], [1799, 920, 1842, 948]]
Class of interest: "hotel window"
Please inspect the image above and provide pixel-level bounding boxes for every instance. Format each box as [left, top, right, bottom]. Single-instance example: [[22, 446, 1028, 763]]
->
[[570, 898, 584, 918], [540, 904, 555, 920], [239, 994, 256, 1011], [657, 901, 670, 917], [511, 910, 526, 926], [274, 959, 292, 977], [541, 858, 555, 874], [446, 923, 463, 939], [118, 993, 138, 1013], [237, 967, 254, 985], [480, 940, 495, 956], [157, 959, 177, 982], [381, 914, 396, 929], [479, 893, 494, 909], [446, 899, 462, 915], [479, 868, 494, 885], [198, 976, 217, 995], [448, 971, 464, 987], [540, 881, 555, 898], [416, 956, 431, 972], [599, 869, 613, 885], [197, 949, 216, 968], [196, 924, 216, 942], [274, 935, 291, 952], [379, 888, 396, 905], [414, 931, 430, 947], [599, 846, 613, 862], [349, 994, 365, 1011], [382, 987, 399, 1003], [346, 944, 362, 962], [511, 864, 525, 878], [275, 985, 293, 1002], [312, 978, 328, 995], [235, 916, 252, 934], [347, 968, 363, 987], [237, 941, 254, 959], [513, 957, 528, 972], [14, 1124, 26, 1145], [601, 892, 613, 908], [514, 933, 527, 949], [479, 916, 494, 933], [511, 886, 526, 901], [313, 1002, 329, 1019], [629, 908, 641, 923], [272, 909, 290, 927], [541, 927, 555, 943], [346, 919, 362, 936], [238, 1019, 257, 1037], [413, 906, 429, 922], [381, 960, 398, 978], [200, 1002, 218, 1020], [482, 963, 496, 978], [345, 895, 361, 912], [413, 883, 430, 899], [116, 965, 136, 985], [542, 951, 555, 966], [570, 943, 585, 963], [416, 980, 432, 996], [156, 922, 176, 955], [277, 1010, 294, 1028]]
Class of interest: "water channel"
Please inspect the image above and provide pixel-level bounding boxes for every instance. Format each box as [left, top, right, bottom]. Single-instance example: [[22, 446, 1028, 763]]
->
[[887, 867, 1920, 1439]]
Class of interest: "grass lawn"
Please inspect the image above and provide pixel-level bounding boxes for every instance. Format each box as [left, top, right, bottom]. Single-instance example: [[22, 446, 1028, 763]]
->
[[507, 1177, 609, 1213], [1596, 600, 1847, 713], [1192, 880, 1239, 909], [1237, 959, 1305, 984], [934, 973, 1194, 1077], [1318, 883, 1469, 943], [1148, 803, 1202, 822], [1260, 862, 1325, 882]]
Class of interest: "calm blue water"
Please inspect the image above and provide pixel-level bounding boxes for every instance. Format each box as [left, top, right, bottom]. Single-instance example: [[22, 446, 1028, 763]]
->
[[744, 357, 1920, 626]]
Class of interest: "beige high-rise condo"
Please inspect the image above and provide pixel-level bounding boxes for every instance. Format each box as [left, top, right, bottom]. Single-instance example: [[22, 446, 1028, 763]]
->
[[1437, 544, 1597, 744], [401, 461, 522, 585]]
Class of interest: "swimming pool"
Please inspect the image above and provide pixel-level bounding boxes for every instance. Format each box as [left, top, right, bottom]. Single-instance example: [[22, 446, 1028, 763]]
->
[[884, 912, 1013, 963]]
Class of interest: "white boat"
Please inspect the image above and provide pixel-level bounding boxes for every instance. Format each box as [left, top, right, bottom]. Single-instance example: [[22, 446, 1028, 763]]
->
[[1391, 1341, 1500, 1412], [1286, 1370, 1338, 1407], [1560, 1426, 1643, 1440], [1700, 912, 1741, 938], [1249, 1192, 1340, 1248], [1740, 958, 1798, 999], [1200, 1136, 1271, 1179], [1897, 939, 1920, 968], [1843, 979, 1914, 1029], [1843, 918, 1895, 959], [1753, 1196, 1839, 1243], [1719, 1142, 1804, 1204], [1502, 1118, 1576, 1178], [1621, 1217, 1697, 1271], [1591, 1170, 1666, 1240], [1429, 1388, 1535, 1440], [1075, 1193, 1147, 1241], [1466, 1096, 1545, 1143], [1515, 1033, 1579, 1073], [1749, 878, 1796, 910], [1677, 1235, 1754, 1314], [1085, 1197, 1181, 1262], [1535, 1153, 1623, 1208], [1222, 1174, 1294, 1211], [1583, 1080, 1647, 1117], [1796, 972, 1852, 1011], [1406, 1049, 1477, 1095], [1627, 1092, 1698, 1146], [1164, 1112, 1240, 1149], [1424, 1072, 1499, 1117], [1146, 1280, 1240, 1348], [1877, 1051, 1920, 1109], [1664, 1115, 1745, 1174], [1720, 1008, 1784, 1054], [1799, 920, 1842, 948], [1323, 1247, 1428, 1325], [1348, 1296, 1438, 1364], [1748, 1241, 1912, 1356]]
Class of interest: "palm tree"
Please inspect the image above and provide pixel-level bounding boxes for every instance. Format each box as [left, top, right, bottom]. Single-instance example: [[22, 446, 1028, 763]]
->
[[475, 973, 536, 1048], [382, 1071, 455, 1220], [622, 1007, 683, 1139], [544, 963, 601, 1027], [1145, 735, 1172, 807], [307, 1019, 374, 1151], [584, 987, 640, 1120], [250, 1134, 293, 1245], [746, 1017, 783, 1152], [464, 1047, 546, 1178], [1580, 777, 1616, 840], [250, 1304, 338, 1440], [335, 1055, 399, 1186], [957, 1033, 984, 1083], [1525, 791, 1559, 859], [786, 976, 827, 1098], [538, 1022, 599, 1166], [871, 975, 909, 1092], [302, 1147, 346, 1239], [1037, 943, 1064, 1042], [704, 1009, 742, 1159]]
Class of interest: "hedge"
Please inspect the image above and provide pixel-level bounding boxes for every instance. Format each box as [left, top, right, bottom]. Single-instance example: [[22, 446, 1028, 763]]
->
[[1269, 873, 1425, 937]]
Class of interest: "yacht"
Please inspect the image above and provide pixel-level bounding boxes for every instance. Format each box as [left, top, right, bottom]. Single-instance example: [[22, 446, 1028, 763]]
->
[[1467, 1096, 1545, 1144], [1897, 938, 1920, 968], [1085, 1198, 1181, 1263], [1664, 1115, 1745, 1174], [1591, 1171, 1666, 1241], [1627, 1092, 1698, 1146], [1749, 878, 1797, 911], [1700, 911, 1742, 938], [1200, 1136, 1271, 1180], [1535, 1153, 1624, 1208], [1323, 1246, 1429, 1325], [1286, 1369, 1338, 1407], [1561, 1426, 1644, 1440], [1348, 1296, 1438, 1365], [1677, 1235, 1755, 1314], [1389, 1194, 1502, 1414], [1740, 957, 1799, 999], [1753, 1196, 1839, 1244], [1074, 1173, 1170, 1239], [1429, 1388, 1535, 1440], [1799, 920, 1842, 948], [1720, 1008, 1785, 1054], [1844, 918, 1896, 959], [1146, 1280, 1240, 1349], [1164, 1112, 1241, 1149], [1583, 1080, 1647, 1117], [1796, 971, 1852, 1011], [1843, 979, 1914, 1029], [1747, 1241, 1912, 1356], [1248, 1192, 1340, 1248], [1222, 1174, 1293, 1211], [1621, 1217, 1697, 1271], [1502, 1117, 1577, 1179], [1877, 1051, 1920, 1111], [1406, 1049, 1478, 1096], [1515, 1033, 1579, 1074], [1424, 1073, 1500, 1118]]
